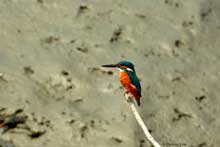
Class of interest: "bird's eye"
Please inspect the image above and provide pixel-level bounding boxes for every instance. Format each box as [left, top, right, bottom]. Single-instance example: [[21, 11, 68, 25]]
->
[[116, 64, 121, 68]]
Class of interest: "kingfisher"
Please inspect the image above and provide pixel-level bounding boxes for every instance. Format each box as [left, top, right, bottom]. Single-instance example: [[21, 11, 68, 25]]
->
[[102, 61, 142, 106]]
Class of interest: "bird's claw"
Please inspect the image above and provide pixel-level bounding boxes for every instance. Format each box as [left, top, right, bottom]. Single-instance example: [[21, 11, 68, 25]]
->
[[125, 94, 133, 103], [126, 97, 133, 103], [123, 90, 129, 96]]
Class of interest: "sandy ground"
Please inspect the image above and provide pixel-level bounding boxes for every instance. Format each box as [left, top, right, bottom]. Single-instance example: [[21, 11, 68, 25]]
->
[[0, 0, 220, 147]]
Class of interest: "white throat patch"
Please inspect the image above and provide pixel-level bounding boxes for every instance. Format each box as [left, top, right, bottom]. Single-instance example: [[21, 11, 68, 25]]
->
[[126, 68, 133, 72], [117, 67, 133, 72]]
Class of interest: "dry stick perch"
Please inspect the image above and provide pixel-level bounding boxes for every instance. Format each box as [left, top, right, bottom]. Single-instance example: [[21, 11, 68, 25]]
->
[[125, 94, 161, 147]]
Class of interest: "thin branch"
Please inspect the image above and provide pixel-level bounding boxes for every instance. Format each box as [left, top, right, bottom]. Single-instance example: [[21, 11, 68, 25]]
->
[[125, 94, 161, 147]]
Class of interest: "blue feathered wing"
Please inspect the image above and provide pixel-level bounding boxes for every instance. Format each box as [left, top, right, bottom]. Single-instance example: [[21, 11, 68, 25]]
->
[[127, 70, 142, 97]]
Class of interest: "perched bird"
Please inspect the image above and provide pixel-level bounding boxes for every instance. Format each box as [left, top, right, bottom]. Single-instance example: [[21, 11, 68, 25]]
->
[[102, 61, 142, 106]]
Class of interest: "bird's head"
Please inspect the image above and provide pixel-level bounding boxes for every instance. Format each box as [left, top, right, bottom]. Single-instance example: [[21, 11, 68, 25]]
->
[[102, 60, 135, 72]]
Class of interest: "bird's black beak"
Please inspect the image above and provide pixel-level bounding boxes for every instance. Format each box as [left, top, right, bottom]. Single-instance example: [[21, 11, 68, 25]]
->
[[101, 64, 117, 68]]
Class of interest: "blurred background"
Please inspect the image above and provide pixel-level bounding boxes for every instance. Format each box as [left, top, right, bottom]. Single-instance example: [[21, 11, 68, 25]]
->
[[0, 0, 220, 147]]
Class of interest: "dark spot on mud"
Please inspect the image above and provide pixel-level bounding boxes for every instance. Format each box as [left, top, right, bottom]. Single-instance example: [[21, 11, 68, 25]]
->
[[144, 49, 161, 58], [135, 14, 146, 19], [31, 112, 35, 117], [61, 70, 69, 76], [164, 0, 180, 8], [107, 71, 113, 75], [69, 119, 75, 124], [139, 139, 145, 147], [23, 66, 34, 75], [148, 113, 155, 118], [37, 117, 51, 128], [198, 142, 207, 147], [74, 98, 83, 103], [94, 44, 101, 48], [45, 120, 51, 127], [90, 120, 95, 128], [0, 109, 49, 138], [37, 0, 43, 4], [172, 76, 182, 82], [45, 36, 60, 44], [111, 137, 123, 143], [0, 109, 27, 133], [172, 108, 192, 122], [77, 5, 89, 16], [175, 3, 179, 8], [61, 112, 66, 115], [172, 49, 179, 57], [29, 130, 46, 139], [33, 117, 38, 122], [80, 125, 88, 138], [66, 85, 74, 91], [25, 100, 30, 104], [17, 29, 21, 33], [76, 47, 88, 53], [110, 27, 122, 43], [67, 78, 72, 82], [200, 8, 212, 21], [158, 95, 170, 99], [195, 95, 206, 103], [0, 108, 6, 112], [174, 40, 184, 48], [85, 25, 92, 30], [182, 21, 193, 27], [171, 91, 176, 95], [56, 97, 65, 101], [70, 40, 75, 44]]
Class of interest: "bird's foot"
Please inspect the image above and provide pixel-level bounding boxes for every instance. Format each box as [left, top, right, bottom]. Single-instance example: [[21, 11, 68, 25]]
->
[[123, 90, 129, 96], [126, 95, 134, 103]]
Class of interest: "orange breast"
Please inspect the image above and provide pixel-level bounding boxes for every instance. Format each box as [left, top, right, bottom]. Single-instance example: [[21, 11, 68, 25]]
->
[[119, 71, 139, 98], [119, 71, 131, 88]]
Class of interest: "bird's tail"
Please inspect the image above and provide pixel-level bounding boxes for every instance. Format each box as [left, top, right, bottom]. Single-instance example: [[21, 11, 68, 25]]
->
[[136, 97, 140, 106]]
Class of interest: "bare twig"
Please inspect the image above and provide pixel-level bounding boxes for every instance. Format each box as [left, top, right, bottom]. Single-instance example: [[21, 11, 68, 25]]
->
[[125, 94, 161, 147]]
